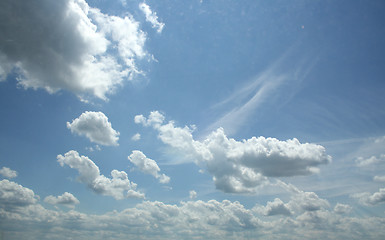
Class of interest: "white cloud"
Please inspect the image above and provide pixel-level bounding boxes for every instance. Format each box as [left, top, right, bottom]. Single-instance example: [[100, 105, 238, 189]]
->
[[44, 192, 80, 208], [131, 133, 141, 141], [333, 203, 352, 214], [288, 191, 330, 212], [356, 154, 385, 167], [139, 2, 165, 33], [136, 111, 331, 194], [0, 166, 18, 179], [353, 188, 385, 206], [128, 150, 170, 184], [0, 0, 148, 100], [67, 111, 120, 146], [0, 179, 38, 208], [255, 198, 292, 216], [374, 175, 385, 182], [57, 150, 144, 200], [189, 190, 197, 199]]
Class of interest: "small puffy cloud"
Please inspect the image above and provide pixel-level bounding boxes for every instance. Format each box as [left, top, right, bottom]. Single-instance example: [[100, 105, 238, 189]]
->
[[0, 179, 38, 208], [128, 150, 170, 184], [57, 150, 144, 200], [139, 2, 165, 33], [44, 192, 80, 208], [333, 203, 352, 214], [353, 188, 385, 206], [189, 190, 197, 199], [0, 167, 18, 179], [356, 154, 385, 167], [67, 111, 120, 146], [255, 198, 292, 216], [131, 133, 141, 141], [289, 191, 330, 212], [0, 0, 148, 100], [374, 175, 385, 182], [136, 111, 331, 194]]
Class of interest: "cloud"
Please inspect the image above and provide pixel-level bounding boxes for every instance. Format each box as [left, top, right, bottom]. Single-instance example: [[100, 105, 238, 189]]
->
[[57, 150, 144, 200], [139, 2, 165, 33], [44, 192, 80, 208], [356, 154, 385, 167], [255, 198, 292, 216], [67, 111, 120, 146], [374, 175, 385, 182], [333, 203, 352, 214], [136, 111, 331, 194], [0, 0, 148, 100], [353, 188, 385, 206], [289, 191, 330, 212], [128, 150, 170, 184], [189, 190, 197, 199], [207, 51, 316, 135], [0, 166, 18, 179], [131, 133, 141, 141], [0, 179, 38, 208]]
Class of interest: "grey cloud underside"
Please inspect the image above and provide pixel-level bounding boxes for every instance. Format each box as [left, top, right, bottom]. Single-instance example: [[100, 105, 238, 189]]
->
[[0, 0, 147, 100], [136, 111, 332, 194]]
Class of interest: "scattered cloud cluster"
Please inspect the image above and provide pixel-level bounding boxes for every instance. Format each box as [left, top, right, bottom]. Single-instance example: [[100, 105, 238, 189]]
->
[[0, 0, 148, 100], [0, 166, 18, 179], [44, 192, 80, 208], [67, 111, 120, 146], [128, 150, 170, 184], [1, 178, 384, 240], [57, 150, 144, 200], [135, 111, 332, 193], [139, 2, 165, 33]]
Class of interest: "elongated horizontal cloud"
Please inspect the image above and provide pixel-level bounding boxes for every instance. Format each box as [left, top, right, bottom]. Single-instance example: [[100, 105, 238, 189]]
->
[[0, 0, 148, 100], [44, 192, 80, 207], [67, 111, 120, 146], [128, 150, 170, 183], [0, 166, 18, 179], [139, 2, 165, 33], [136, 111, 332, 193], [57, 150, 144, 199]]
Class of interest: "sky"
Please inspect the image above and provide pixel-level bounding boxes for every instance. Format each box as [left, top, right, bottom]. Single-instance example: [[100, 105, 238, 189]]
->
[[1, 0, 385, 239]]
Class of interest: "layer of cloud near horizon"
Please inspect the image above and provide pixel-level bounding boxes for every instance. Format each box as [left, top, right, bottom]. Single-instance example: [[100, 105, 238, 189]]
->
[[0, 0, 148, 100], [135, 111, 331, 194], [1, 177, 384, 240]]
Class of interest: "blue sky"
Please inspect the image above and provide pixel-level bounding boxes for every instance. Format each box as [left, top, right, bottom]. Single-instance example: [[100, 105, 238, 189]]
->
[[1, 0, 385, 239]]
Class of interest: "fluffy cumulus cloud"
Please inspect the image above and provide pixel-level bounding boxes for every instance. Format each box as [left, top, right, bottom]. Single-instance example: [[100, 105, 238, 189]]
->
[[334, 203, 352, 214], [255, 198, 292, 216], [135, 111, 332, 193], [0, 179, 38, 208], [0, 0, 148, 100], [67, 111, 120, 146], [128, 150, 170, 183], [44, 192, 80, 208], [57, 150, 144, 200], [0, 167, 18, 179], [353, 188, 385, 206], [139, 2, 165, 33]]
